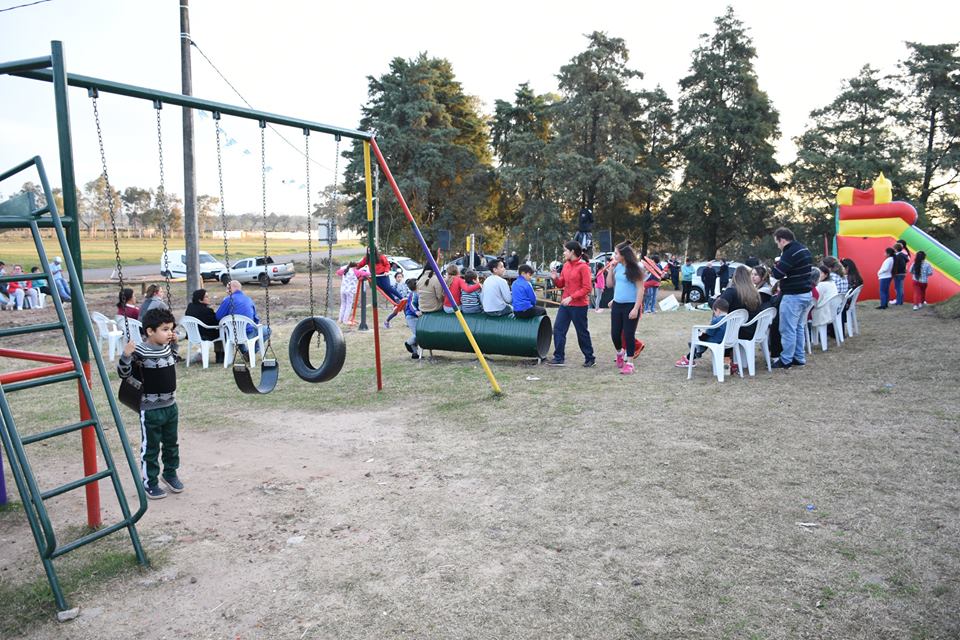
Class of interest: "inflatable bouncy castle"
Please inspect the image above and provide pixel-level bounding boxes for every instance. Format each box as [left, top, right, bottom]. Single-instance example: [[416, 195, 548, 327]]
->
[[836, 174, 960, 303]]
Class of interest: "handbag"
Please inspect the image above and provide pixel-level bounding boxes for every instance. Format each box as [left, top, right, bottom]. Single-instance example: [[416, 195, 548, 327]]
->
[[118, 359, 143, 412]]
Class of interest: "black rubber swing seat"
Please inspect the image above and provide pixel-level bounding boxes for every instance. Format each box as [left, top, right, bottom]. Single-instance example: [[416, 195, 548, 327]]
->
[[288, 316, 346, 383], [232, 357, 280, 394]]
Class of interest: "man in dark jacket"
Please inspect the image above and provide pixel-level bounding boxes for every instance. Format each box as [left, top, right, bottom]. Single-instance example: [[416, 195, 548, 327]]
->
[[701, 261, 717, 303], [574, 206, 594, 253], [770, 227, 813, 369], [717, 259, 730, 291]]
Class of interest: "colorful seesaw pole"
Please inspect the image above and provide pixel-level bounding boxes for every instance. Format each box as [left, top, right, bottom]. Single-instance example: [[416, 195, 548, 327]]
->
[[368, 138, 503, 396], [363, 141, 384, 390]]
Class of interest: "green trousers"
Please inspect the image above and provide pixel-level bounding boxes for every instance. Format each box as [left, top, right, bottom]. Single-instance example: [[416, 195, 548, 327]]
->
[[139, 404, 179, 487]]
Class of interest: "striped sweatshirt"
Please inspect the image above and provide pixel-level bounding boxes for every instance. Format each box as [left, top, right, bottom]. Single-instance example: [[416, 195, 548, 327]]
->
[[117, 342, 178, 411], [771, 241, 813, 295]]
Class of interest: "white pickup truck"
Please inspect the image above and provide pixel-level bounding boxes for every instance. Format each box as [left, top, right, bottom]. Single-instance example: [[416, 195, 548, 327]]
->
[[222, 256, 295, 286]]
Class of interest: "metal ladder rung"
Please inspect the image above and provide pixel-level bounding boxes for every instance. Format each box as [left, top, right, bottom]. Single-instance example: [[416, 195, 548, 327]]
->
[[50, 519, 132, 559], [2, 370, 82, 393], [0, 321, 66, 338], [40, 469, 113, 501], [21, 419, 98, 445]]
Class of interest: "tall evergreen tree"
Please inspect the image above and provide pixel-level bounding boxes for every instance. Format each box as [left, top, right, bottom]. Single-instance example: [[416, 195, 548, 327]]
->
[[671, 7, 781, 258], [552, 32, 644, 240], [898, 42, 960, 231], [632, 87, 676, 254], [342, 54, 494, 255], [491, 83, 565, 261], [790, 65, 909, 239]]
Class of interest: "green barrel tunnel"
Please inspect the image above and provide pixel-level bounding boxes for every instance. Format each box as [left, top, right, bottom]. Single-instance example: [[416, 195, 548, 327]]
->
[[416, 312, 552, 359]]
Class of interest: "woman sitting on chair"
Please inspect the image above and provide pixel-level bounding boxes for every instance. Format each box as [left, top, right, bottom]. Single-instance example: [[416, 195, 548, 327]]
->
[[185, 288, 224, 363], [116, 287, 139, 320], [811, 266, 838, 327], [139, 284, 169, 316]]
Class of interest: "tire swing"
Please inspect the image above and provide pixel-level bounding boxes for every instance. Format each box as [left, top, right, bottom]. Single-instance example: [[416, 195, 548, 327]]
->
[[215, 115, 278, 395], [288, 130, 346, 383]]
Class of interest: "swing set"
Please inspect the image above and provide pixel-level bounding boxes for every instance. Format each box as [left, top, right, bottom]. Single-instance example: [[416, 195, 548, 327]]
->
[[0, 41, 502, 614]]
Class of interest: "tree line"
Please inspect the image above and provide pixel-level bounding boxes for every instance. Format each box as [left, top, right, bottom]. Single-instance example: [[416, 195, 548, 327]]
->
[[342, 7, 959, 261], [3, 180, 342, 238]]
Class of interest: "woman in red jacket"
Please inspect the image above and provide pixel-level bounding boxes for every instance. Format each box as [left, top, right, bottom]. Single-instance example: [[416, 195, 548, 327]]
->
[[547, 241, 595, 367]]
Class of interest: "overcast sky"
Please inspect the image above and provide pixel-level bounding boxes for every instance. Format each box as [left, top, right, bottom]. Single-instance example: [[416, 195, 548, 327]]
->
[[1, 0, 958, 217]]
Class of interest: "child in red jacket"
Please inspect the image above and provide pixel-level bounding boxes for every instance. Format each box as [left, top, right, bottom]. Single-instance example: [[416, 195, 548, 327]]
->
[[547, 241, 595, 367]]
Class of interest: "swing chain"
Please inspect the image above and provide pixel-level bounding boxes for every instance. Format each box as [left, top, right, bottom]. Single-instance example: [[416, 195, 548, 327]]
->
[[214, 114, 244, 357], [90, 90, 129, 338], [155, 101, 172, 309], [326, 135, 340, 318], [259, 121, 271, 343], [305, 130, 315, 319]]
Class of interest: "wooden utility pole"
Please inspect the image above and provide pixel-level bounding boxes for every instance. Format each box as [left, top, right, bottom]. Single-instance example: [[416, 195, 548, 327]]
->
[[180, 0, 200, 292]]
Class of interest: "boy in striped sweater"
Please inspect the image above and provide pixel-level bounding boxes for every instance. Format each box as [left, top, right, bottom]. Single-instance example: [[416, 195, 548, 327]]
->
[[118, 307, 183, 500]]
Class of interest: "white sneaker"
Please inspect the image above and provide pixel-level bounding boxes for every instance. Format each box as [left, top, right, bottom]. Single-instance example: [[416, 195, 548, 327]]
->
[[913, 305, 920, 310]]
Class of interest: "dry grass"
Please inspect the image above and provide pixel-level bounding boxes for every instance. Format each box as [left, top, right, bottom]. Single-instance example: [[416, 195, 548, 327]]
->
[[0, 287, 958, 639]]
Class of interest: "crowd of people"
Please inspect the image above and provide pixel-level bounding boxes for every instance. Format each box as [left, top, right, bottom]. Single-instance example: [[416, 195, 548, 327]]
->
[[0, 257, 70, 310]]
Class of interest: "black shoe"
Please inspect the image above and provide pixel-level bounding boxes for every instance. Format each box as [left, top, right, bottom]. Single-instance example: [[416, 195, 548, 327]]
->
[[411, 352, 420, 360], [583, 358, 596, 368], [876, 305, 887, 309], [546, 357, 565, 366], [161, 475, 184, 493], [771, 359, 791, 370], [145, 484, 167, 500], [793, 360, 806, 367], [404, 342, 414, 354]]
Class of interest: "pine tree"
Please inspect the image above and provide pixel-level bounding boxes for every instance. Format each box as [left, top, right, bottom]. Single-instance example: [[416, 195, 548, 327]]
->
[[552, 32, 644, 241], [790, 64, 909, 240], [898, 42, 960, 231], [491, 83, 565, 262], [342, 54, 494, 255], [671, 7, 781, 259]]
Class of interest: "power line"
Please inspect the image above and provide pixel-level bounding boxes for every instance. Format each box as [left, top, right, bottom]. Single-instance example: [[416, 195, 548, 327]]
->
[[188, 38, 338, 179], [0, 0, 52, 12]]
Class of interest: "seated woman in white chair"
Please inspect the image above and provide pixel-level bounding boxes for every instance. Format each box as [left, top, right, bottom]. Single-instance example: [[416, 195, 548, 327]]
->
[[184, 289, 224, 364], [811, 266, 838, 327]]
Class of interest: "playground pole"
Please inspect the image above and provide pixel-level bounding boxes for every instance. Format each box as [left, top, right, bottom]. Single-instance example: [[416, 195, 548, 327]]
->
[[51, 41, 100, 528], [363, 143, 383, 390], [369, 138, 502, 395]]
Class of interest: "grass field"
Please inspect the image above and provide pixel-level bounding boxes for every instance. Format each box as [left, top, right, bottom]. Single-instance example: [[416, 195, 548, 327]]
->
[[0, 236, 362, 270], [0, 289, 958, 639]]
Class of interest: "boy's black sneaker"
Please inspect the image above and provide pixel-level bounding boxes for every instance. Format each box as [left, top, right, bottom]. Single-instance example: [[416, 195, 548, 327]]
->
[[771, 359, 791, 370], [545, 357, 565, 366], [145, 484, 167, 500], [792, 360, 805, 367], [161, 475, 184, 493], [404, 342, 414, 354], [583, 358, 596, 368]]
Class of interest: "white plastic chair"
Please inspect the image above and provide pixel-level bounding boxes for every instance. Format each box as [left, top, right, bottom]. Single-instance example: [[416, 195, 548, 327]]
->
[[180, 316, 223, 369], [219, 315, 263, 368], [736, 307, 777, 376], [91, 311, 124, 361], [116, 316, 144, 347], [811, 294, 843, 351], [845, 285, 863, 337], [686, 308, 748, 382]]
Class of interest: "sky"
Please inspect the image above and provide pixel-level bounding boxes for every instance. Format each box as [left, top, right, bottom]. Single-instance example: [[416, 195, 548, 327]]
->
[[1, 0, 958, 218]]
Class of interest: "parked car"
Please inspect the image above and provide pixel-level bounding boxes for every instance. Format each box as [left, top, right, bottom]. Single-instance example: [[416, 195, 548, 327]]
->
[[688, 261, 745, 303], [388, 256, 424, 282], [222, 256, 295, 286], [160, 249, 226, 281]]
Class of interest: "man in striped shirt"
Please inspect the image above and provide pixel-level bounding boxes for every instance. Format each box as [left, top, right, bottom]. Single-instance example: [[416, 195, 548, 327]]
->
[[770, 227, 813, 369]]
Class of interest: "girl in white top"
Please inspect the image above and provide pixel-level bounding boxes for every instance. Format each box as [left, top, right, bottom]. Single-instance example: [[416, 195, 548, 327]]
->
[[812, 265, 839, 326], [876, 247, 895, 309]]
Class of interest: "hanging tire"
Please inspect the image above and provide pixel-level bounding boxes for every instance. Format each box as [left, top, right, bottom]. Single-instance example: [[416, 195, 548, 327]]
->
[[288, 316, 346, 383], [258, 273, 270, 287], [220, 273, 231, 286]]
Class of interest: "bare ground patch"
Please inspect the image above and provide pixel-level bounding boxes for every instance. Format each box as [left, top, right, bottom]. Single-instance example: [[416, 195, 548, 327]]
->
[[0, 298, 958, 639]]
